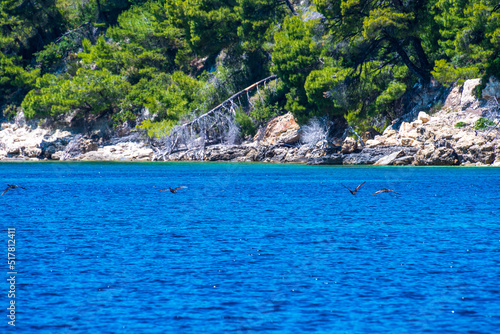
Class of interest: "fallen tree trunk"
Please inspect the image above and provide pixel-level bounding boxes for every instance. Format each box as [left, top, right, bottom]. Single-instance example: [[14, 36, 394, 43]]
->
[[183, 75, 277, 127]]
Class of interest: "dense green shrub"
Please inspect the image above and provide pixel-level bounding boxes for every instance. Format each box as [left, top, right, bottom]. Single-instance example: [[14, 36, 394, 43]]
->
[[22, 68, 130, 118], [0, 53, 39, 106], [235, 108, 256, 137], [474, 117, 496, 130]]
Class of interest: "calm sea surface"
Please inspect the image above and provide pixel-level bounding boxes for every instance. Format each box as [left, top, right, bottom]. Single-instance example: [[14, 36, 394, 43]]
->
[[1, 162, 499, 333]]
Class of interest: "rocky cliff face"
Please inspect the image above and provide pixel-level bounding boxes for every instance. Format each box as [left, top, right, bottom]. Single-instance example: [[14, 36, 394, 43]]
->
[[1, 79, 499, 165], [363, 78, 500, 166], [0, 116, 153, 161]]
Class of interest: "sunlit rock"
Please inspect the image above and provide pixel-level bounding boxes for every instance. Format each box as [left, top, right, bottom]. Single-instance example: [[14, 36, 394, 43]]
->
[[373, 150, 404, 166], [460, 78, 481, 110], [256, 112, 300, 145], [365, 139, 382, 147], [415, 147, 458, 165], [399, 122, 412, 133], [418, 111, 431, 123], [341, 137, 358, 153], [412, 119, 423, 128]]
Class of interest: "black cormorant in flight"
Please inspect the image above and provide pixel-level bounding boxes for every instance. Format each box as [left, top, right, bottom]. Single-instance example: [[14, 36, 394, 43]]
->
[[372, 188, 399, 196], [160, 186, 188, 193], [2, 184, 26, 196], [342, 182, 365, 195]]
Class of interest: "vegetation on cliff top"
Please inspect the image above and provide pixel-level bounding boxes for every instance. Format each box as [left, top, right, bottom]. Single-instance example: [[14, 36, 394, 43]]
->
[[1, 0, 499, 136]]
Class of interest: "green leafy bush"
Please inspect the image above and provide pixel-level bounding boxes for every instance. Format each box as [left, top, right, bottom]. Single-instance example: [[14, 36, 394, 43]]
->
[[22, 68, 130, 118], [271, 16, 319, 88], [304, 66, 349, 116], [119, 71, 202, 123], [454, 121, 467, 128], [0, 53, 39, 104], [136, 119, 177, 138], [235, 108, 256, 137], [474, 117, 495, 130], [375, 81, 406, 106], [251, 80, 286, 122], [432, 59, 480, 86], [285, 88, 309, 124]]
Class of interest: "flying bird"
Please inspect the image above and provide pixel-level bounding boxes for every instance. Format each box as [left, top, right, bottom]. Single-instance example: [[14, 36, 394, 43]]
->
[[342, 182, 365, 195], [372, 188, 399, 196], [2, 184, 26, 196], [160, 186, 188, 193]]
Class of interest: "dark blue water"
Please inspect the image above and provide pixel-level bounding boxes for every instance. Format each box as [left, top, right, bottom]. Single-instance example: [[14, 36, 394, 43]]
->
[[1, 162, 499, 333]]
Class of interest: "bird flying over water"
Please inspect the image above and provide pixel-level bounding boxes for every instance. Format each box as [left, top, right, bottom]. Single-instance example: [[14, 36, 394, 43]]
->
[[2, 184, 26, 196], [160, 186, 188, 193], [342, 182, 365, 195], [372, 188, 399, 196]]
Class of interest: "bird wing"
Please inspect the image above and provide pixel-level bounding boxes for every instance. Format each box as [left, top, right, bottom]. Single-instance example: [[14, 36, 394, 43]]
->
[[371, 189, 384, 196], [173, 186, 188, 191], [19, 186, 26, 190], [159, 189, 169, 192], [355, 182, 366, 191], [342, 184, 352, 192], [1, 186, 11, 196], [388, 189, 399, 194]]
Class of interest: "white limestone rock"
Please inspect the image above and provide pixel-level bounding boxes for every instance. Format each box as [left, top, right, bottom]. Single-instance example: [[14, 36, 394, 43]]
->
[[374, 150, 404, 166], [365, 139, 382, 147], [460, 78, 481, 110], [418, 111, 430, 123]]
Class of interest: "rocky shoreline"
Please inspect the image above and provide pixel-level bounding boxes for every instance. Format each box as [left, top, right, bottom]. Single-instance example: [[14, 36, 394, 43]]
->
[[1, 79, 499, 166]]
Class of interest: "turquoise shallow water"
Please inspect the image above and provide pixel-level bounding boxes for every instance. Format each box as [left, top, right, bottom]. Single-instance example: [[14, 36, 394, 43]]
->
[[1, 162, 499, 333]]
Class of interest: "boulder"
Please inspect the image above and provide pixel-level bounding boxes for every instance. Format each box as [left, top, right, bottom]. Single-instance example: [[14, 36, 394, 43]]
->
[[204, 145, 252, 161], [492, 146, 500, 166], [256, 112, 300, 145], [362, 128, 381, 142], [479, 151, 496, 164], [443, 85, 463, 111], [80, 151, 115, 161], [307, 154, 344, 165], [460, 78, 481, 111], [51, 151, 64, 160], [6, 145, 21, 155], [454, 134, 484, 152], [373, 150, 405, 166], [24, 147, 42, 158], [284, 146, 309, 163], [383, 128, 398, 137], [412, 120, 423, 127], [81, 139, 98, 153], [269, 147, 289, 163], [401, 138, 414, 146], [418, 111, 431, 123], [343, 146, 417, 165], [244, 147, 258, 161], [128, 147, 154, 160], [414, 147, 458, 165], [284, 155, 308, 163], [365, 139, 382, 147], [341, 137, 358, 154], [399, 122, 413, 133], [392, 156, 415, 166]]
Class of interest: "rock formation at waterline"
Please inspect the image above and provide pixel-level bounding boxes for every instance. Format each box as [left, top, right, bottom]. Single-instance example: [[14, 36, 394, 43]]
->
[[1, 78, 499, 166]]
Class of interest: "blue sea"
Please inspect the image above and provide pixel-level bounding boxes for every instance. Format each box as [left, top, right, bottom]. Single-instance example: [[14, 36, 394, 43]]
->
[[1, 162, 499, 333]]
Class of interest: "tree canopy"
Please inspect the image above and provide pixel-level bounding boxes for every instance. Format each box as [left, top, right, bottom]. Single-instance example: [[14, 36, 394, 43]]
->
[[1, 0, 499, 134]]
